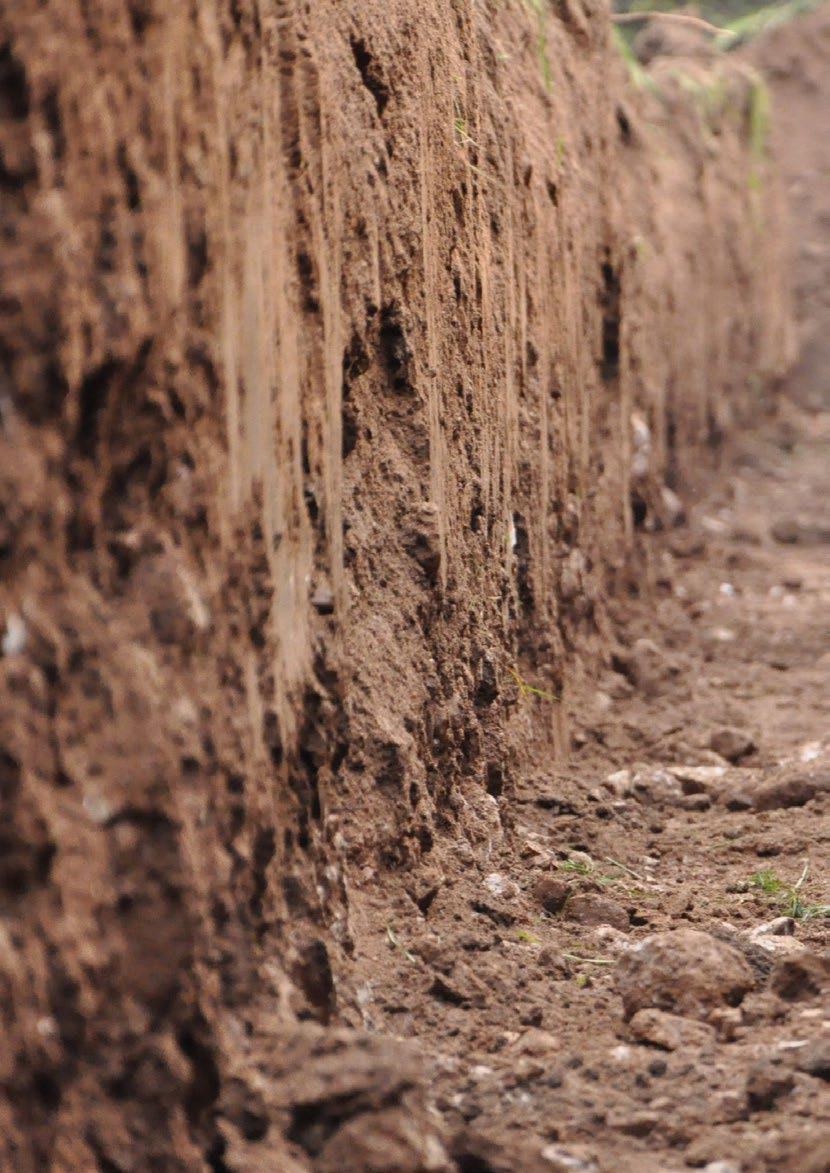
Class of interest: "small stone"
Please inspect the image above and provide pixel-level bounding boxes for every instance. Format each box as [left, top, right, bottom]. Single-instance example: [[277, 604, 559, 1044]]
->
[[753, 772, 826, 811], [311, 583, 335, 614], [629, 1008, 716, 1051], [771, 517, 830, 545], [795, 1038, 830, 1081], [511, 1028, 560, 1057], [748, 917, 795, 939], [704, 1162, 741, 1173], [713, 1091, 748, 1123], [603, 769, 633, 797], [606, 1109, 659, 1137], [534, 876, 571, 914], [537, 947, 572, 979], [770, 952, 830, 1001], [483, 872, 518, 899], [666, 764, 727, 793], [660, 485, 685, 527], [540, 1144, 598, 1172], [564, 893, 629, 932], [592, 925, 632, 955], [615, 929, 754, 1022], [1, 612, 27, 657], [745, 1060, 794, 1111], [709, 1006, 742, 1042], [709, 727, 756, 763]]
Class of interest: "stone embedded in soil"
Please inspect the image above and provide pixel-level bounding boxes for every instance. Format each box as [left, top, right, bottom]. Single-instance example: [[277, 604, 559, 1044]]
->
[[537, 946, 573, 980], [795, 1038, 830, 1081], [533, 875, 570, 913], [745, 1060, 795, 1111], [629, 1008, 716, 1051], [771, 516, 830, 545], [614, 638, 678, 695], [615, 929, 755, 1022], [769, 952, 830, 1001], [748, 916, 796, 939], [721, 769, 828, 811], [753, 771, 828, 811], [709, 726, 757, 763], [563, 893, 630, 932], [317, 1107, 452, 1172]]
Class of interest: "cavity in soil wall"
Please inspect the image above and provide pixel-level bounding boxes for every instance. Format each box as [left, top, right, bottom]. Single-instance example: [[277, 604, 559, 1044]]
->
[[0, 1, 790, 1167]]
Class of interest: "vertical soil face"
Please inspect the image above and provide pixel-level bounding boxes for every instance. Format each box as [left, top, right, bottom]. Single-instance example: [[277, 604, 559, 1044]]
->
[[0, 1, 794, 1168]]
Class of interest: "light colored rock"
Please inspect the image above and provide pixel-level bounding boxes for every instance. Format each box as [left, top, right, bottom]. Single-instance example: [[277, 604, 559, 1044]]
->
[[748, 917, 795, 940], [629, 1007, 716, 1051], [541, 1144, 598, 1172], [483, 872, 518, 899], [660, 485, 685, 527], [1, 612, 27, 657], [615, 929, 755, 1022]]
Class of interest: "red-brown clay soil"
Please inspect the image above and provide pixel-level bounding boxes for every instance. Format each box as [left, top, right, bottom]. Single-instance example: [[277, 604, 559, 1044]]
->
[[343, 400, 830, 1173], [0, 1, 828, 1170]]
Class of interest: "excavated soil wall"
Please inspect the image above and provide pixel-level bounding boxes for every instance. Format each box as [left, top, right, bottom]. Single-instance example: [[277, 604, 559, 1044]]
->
[[0, 1, 792, 1168]]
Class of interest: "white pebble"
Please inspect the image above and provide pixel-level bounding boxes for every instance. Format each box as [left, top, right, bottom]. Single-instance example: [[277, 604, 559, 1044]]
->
[[1, 612, 27, 657]]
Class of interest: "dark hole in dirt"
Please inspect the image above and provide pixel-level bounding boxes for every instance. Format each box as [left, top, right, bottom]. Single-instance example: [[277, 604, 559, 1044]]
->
[[513, 513, 534, 613], [33, 1071, 61, 1113], [76, 360, 120, 458], [0, 43, 30, 120], [0, 747, 21, 792], [665, 409, 679, 489], [349, 37, 390, 116], [297, 250, 319, 313], [127, 0, 154, 39], [451, 187, 464, 223], [631, 490, 648, 529], [600, 260, 621, 381], [206, 1135, 230, 1173], [470, 501, 484, 532], [707, 406, 725, 451], [331, 740, 348, 774], [249, 826, 276, 919], [301, 421, 315, 484], [294, 938, 336, 1022], [546, 178, 559, 207], [237, 1108, 269, 1142], [616, 105, 632, 143], [187, 224, 209, 287], [42, 88, 65, 161], [379, 303, 413, 393], [303, 485, 319, 523], [485, 762, 503, 797], [117, 142, 141, 211], [288, 1098, 354, 1157], [226, 772, 244, 795], [177, 1020, 221, 1127]]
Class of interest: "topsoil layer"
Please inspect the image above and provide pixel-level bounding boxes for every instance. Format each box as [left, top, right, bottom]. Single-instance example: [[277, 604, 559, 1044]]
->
[[0, 0, 820, 1169]]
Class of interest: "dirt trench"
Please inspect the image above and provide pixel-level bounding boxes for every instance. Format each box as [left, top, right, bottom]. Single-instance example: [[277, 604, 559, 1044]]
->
[[0, 0, 826, 1169]]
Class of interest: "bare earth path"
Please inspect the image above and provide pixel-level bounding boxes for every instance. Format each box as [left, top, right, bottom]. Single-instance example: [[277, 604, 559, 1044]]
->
[[344, 401, 830, 1173], [340, 13, 830, 1166]]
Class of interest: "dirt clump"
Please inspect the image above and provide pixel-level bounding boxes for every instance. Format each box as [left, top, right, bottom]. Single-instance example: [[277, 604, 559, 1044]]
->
[[615, 928, 755, 1021]]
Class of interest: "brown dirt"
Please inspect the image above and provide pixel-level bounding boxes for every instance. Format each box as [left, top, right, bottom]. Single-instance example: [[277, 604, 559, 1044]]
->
[[0, 0, 826, 1170]]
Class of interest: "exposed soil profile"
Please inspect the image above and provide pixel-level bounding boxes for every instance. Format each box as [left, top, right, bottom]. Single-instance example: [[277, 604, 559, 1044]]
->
[[0, 0, 827, 1170]]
